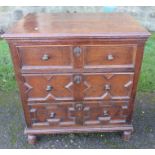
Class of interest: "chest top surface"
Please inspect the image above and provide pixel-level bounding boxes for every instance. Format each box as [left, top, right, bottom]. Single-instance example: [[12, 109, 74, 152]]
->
[[3, 13, 150, 39]]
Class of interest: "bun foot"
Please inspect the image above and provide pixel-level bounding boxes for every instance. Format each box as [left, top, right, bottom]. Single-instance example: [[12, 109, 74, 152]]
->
[[122, 130, 132, 141], [28, 134, 37, 144]]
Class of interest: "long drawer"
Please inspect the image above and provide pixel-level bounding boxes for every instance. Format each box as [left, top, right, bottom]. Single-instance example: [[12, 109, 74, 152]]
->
[[28, 101, 129, 128], [23, 72, 134, 102], [17, 44, 137, 73]]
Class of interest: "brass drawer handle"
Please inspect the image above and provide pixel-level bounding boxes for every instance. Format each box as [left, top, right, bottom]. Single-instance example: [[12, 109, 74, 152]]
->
[[74, 75, 82, 84], [50, 112, 56, 118], [107, 54, 114, 61], [104, 84, 111, 90], [73, 47, 81, 57], [42, 54, 49, 61], [46, 85, 53, 91], [103, 110, 109, 116]]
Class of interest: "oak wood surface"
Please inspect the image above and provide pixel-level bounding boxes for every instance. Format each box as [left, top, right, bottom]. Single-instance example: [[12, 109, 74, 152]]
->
[[3, 13, 150, 39], [3, 13, 150, 143]]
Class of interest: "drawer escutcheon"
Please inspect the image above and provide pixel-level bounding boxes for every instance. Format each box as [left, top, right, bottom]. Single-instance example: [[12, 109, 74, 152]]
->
[[74, 75, 82, 84], [73, 47, 81, 57]]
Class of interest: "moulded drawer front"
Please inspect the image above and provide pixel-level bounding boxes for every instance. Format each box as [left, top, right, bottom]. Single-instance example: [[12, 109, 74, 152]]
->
[[23, 74, 74, 102], [82, 73, 134, 100], [29, 101, 129, 129], [83, 101, 129, 126], [17, 45, 73, 70], [23, 73, 134, 102], [29, 102, 78, 128], [83, 45, 137, 69], [17, 44, 137, 73]]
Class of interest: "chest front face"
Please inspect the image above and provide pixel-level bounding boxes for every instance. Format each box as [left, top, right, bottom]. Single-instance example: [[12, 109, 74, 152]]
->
[[8, 38, 145, 128]]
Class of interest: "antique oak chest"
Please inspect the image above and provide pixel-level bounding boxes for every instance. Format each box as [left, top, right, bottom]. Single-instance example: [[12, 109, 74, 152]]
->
[[3, 13, 150, 144]]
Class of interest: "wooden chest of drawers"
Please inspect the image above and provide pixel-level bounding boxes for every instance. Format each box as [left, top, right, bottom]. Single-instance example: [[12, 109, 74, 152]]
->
[[3, 13, 150, 144]]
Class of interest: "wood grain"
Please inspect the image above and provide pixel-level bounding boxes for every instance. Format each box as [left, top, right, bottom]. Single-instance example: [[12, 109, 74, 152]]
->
[[3, 13, 150, 143], [3, 13, 150, 39]]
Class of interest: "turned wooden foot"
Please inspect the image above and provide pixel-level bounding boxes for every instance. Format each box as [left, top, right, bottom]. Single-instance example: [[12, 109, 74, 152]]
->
[[28, 134, 37, 144], [122, 130, 132, 141]]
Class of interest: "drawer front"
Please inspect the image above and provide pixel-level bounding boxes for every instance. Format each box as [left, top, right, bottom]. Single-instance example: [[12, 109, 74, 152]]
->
[[83, 101, 129, 126], [17, 44, 137, 73], [17, 45, 73, 70], [29, 101, 129, 128], [23, 73, 134, 102], [73, 73, 134, 101], [83, 45, 136, 69], [23, 74, 74, 102], [29, 102, 77, 128]]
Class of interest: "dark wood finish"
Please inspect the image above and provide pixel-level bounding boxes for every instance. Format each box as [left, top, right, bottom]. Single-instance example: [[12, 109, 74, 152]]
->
[[23, 74, 74, 101], [23, 72, 133, 102], [28, 101, 129, 128], [83, 45, 136, 69], [3, 13, 149, 39], [3, 13, 150, 144], [18, 45, 73, 70]]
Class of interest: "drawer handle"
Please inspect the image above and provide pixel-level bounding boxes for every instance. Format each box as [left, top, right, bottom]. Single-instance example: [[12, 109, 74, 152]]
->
[[42, 54, 49, 61], [74, 75, 82, 84], [107, 54, 114, 61], [73, 47, 81, 57], [46, 85, 53, 91], [104, 84, 111, 90], [50, 112, 56, 118], [103, 110, 109, 116]]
